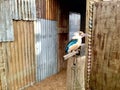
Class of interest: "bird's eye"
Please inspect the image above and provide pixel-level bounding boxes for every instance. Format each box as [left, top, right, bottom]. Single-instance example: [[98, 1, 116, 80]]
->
[[79, 32, 82, 35]]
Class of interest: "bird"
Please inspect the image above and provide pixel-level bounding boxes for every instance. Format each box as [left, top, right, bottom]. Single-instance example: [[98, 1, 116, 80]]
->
[[65, 31, 88, 54]]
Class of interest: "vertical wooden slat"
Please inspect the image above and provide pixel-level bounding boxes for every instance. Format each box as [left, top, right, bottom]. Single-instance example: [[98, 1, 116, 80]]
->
[[36, 0, 58, 20]]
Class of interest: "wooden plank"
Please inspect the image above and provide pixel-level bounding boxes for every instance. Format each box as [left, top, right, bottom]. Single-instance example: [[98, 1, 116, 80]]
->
[[58, 33, 68, 71], [67, 56, 86, 90], [90, 1, 120, 90], [36, 0, 58, 20], [63, 51, 79, 60]]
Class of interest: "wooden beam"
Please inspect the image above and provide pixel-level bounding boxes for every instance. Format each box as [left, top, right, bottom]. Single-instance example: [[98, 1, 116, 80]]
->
[[63, 51, 79, 60]]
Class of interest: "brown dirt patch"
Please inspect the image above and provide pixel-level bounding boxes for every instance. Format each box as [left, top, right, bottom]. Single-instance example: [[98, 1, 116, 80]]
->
[[25, 69, 67, 90]]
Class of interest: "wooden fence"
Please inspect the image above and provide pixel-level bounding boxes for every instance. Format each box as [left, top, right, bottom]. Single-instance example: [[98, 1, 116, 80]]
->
[[90, 1, 120, 90]]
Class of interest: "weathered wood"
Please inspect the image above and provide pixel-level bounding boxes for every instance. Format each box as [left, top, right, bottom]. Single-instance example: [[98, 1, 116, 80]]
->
[[90, 1, 120, 90], [36, 0, 59, 20], [63, 51, 79, 60], [46, 0, 58, 20], [67, 44, 86, 90], [67, 56, 86, 90]]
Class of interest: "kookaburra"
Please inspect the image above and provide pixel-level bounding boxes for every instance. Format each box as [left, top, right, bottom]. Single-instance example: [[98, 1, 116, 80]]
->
[[65, 31, 88, 53]]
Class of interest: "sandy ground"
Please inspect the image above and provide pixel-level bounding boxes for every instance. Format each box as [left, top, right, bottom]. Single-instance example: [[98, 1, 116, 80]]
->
[[25, 69, 67, 90]]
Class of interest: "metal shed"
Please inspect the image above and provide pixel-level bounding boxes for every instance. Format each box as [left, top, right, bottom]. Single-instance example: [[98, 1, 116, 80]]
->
[[0, 0, 60, 89], [1, 0, 120, 90]]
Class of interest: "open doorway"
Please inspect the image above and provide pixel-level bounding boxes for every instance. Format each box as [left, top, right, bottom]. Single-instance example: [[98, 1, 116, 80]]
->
[[69, 12, 81, 40]]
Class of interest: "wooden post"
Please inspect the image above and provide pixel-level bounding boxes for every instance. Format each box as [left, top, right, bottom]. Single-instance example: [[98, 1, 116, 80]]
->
[[67, 56, 86, 90], [66, 45, 86, 90]]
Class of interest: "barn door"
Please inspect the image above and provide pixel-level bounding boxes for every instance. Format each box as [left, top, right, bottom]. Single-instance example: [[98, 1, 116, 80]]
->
[[90, 1, 120, 90], [35, 19, 57, 81]]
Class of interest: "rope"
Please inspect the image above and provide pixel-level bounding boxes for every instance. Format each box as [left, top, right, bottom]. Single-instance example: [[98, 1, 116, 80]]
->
[[86, 1, 94, 90]]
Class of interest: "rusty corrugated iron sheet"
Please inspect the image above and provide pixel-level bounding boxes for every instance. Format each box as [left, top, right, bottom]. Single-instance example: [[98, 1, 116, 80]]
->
[[7, 20, 35, 90], [34, 19, 58, 81], [0, 0, 37, 42]]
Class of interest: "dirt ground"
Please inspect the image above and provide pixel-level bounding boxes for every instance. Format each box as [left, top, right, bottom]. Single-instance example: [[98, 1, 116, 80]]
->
[[25, 69, 67, 90]]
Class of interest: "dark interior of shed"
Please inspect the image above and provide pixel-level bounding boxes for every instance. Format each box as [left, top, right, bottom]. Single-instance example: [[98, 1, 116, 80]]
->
[[58, 0, 86, 44], [59, 0, 86, 13], [56, 0, 87, 71], [59, 0, 86, 32]]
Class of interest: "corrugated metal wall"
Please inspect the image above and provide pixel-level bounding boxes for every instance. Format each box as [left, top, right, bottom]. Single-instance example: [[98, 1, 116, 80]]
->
[[0, 0, 36, 42], [34, 19, 57, 81], [7, 21, 35, 90], [0, 0, 14, 42], [35, 0, 59, 81], [12, 0, 36, 20], [0, 0, 60, 89]]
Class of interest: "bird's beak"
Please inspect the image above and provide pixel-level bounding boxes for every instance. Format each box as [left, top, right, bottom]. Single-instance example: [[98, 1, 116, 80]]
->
[[82, 33, 90, 37]]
